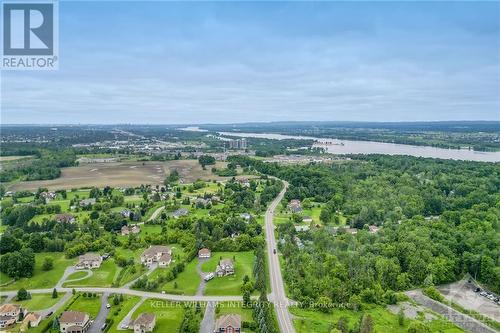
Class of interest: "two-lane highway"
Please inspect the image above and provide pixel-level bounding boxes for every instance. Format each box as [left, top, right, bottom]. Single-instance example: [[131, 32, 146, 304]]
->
[[265, 180, 295, 333]]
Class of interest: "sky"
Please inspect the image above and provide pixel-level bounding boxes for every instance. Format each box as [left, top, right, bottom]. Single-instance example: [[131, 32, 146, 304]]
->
[[2, 1, 500, 124]]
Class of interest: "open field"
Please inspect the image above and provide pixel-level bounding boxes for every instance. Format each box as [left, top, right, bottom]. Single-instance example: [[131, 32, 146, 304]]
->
[[8, 160, 230, 191], [202, 251, 255, 296], [131, 298, 185, 333], [160, 259, 200, 295], [290, 304, 465, 333], [0, 155, 35, 162], [0, 252, 75, 291], [68, 294, 102, 318], [164, 159, 228, 183], [8, 161, 166, 191], [13, 293, 61, 311]]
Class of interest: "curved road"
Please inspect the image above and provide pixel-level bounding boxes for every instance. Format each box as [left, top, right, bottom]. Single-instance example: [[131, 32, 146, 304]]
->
[[265, 180, 295, 333]]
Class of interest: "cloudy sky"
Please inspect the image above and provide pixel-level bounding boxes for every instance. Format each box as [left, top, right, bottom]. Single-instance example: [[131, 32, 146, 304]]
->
[[2, 1, 499, 124]]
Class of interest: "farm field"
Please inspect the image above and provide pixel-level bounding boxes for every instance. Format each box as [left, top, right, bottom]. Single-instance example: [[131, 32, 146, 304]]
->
[[202, 251, 255, 296], [8, 161, 166, 191], [131, 298, 185, 333], [290, 305, 465, 333], [8, 160, 232, 191], [0, 252, 75, 291]]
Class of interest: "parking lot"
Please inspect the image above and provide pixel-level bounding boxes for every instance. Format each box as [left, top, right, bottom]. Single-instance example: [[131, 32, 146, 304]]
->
[[438, 278, 500, 322]]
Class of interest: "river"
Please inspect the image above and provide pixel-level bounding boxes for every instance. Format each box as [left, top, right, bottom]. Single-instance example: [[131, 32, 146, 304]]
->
[[215, 131, 500, 162]]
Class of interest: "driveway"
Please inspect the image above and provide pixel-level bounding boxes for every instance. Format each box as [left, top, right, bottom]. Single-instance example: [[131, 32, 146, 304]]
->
[[39, 292, 72, 317], [195, 258, 209, 296], [117, 296, 147, 330], [123, 263, 158, 288], [88, 293, 110, 333], [56, 266, 92, 288], [199, 301, 216, 333]]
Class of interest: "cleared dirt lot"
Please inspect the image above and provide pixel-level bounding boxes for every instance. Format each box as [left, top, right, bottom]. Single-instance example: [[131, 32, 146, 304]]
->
[[9, 160, 229, 191], [438, 279, 499, 322]]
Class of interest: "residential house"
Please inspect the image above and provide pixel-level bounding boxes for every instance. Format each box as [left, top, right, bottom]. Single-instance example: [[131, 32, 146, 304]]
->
[[195, 198, 211, 208], [213, 314, 241, 333], [302, 216, 313, 223], [121, 209, 132, 218], [140, 245, 172, 266], [237, 178, 250, 187], [0, 304, 24, 328], [158, 253, 172, 268], [132, 313, 156, 333], [59, 311, 91, 333], [344, 227, 358, 235], [288, 199, 302, 213], [239, 213, 251, 221], [368, 225, 380, 234], [54, 213, 75, 223], [216, 259, 234, 277], [198, 248, 211, 259], [171, 208, 188, 218], [79, 198, 96, 208], [40, 191, 56, 203], [75, 253, 102, 269], [23, 312, 41, 328], [121, 224, 140, 236], [294, 225, 310, 232]]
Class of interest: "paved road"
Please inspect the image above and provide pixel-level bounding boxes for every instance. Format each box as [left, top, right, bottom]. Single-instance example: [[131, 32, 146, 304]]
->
[[199, 301, 216, 333], [265, 180, 295, 333], [0, 287, 249, 302], [147, 205, 165, 222], [88, 293, 110, 333]]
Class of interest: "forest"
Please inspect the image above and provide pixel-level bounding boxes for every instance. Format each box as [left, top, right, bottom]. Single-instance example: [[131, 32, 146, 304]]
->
[[229, 154, 500, 306]]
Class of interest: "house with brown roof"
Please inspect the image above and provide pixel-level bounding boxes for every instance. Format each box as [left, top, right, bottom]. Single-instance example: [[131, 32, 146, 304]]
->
[[59, 311, 91, 333], [158, 253, 172, 268], [214, 314, 241, 333], [22, 312, 41, 328], [198, 248, 211, 259], [54, 213, 76, 223], [140, 245, 172, 266], [121, 224, 141, 236], [132, 313, 156, 333], [75, 253, 102, 269], [0, 304, 24, 328], [215, 259, 234, 277]]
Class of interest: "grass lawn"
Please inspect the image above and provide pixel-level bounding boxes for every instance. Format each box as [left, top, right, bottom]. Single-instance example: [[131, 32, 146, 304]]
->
[[160, 259, 200, 295], [13, 293, 60, 311], [115, 264, 147, 286], [65, 271, 90, 280], [64, 259, 120, 287], [131, 298, 185, 333], [106, 295, 141, 333], [290, 304, 465, 333], [0, 252, 75, 291], [27, 294, 79, 333], [68, 294, 102, 318], [202, 251, 255, 296]]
